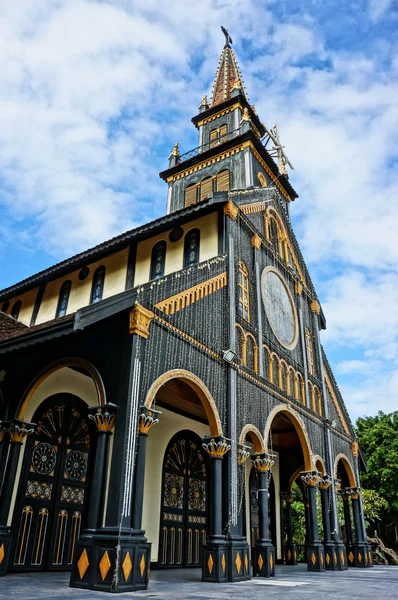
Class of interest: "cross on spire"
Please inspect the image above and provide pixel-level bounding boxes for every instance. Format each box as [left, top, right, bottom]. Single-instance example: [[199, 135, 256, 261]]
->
[[209, 28, 248, 108], [221, 26, 233, 47]]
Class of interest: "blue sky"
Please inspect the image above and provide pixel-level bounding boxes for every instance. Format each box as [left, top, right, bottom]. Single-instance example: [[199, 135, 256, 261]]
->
[[0, 0, 397, 421]]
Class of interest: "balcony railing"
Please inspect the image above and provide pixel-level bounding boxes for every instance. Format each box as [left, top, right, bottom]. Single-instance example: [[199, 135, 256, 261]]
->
[[178, 127, 243, 162]]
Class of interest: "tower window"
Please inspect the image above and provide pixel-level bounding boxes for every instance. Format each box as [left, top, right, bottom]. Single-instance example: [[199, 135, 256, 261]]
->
[[209, 125, 228, 148], [305, 328, 315, 376], [184, 229, 200, 268], [200, 177, 213, 201], [56, 280, 71, 318], [238, 261, 250, 321], [150, 241, 166, 280], [216, 170, 230, 192], [91, 266, 106, 304], [209, 129, 219, 148], [185, 184, 198, 207], [10, 300, 22, 320]]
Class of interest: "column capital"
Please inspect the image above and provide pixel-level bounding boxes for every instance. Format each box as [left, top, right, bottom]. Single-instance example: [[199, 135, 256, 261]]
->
[[295, 281, 303, 296], [251, 453, 275, 472], [129, 304, 154, 338], [223, 200, 239, 221], [202, 436, 231, 458], [310, 300, 321, 315], [318, 474, 333, 490], [251, 233, 262, 250], [346, 487, 361, 500], [237, 443, 251, 465], [280, 491, 296, 503], [137, 406, 161, 435], [8, 420, 36, 443], [88, 403, 118, 432], [300, 470, 321, 487], [334, 478, 342, 492]]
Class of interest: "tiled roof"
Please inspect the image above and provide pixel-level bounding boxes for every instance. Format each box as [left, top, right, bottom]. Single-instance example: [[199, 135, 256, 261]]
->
[[0, 311, 29, 341], [210, 43, 249, 108]]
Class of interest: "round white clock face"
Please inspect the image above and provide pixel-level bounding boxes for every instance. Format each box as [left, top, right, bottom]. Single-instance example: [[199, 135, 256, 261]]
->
[[261, 267, 298, 350]]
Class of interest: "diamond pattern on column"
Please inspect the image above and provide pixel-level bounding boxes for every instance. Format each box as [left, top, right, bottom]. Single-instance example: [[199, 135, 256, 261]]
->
[[257, 554, 263, 570], [341, 551, 345, 565], [77, 549, 89, 580], [320, 552, 324, 566], [358, 552, 362, 563], [122, 552, 132, 582], [0, 544, 4, 565], [270, 553, 273, 570], [221, 554, 226, 574], [287, 549, 291, 561], [244, 553, 248, 571], [99, 551, 111, 581], [311, 552, 316, 565], [326, 553, 330, 565], [348, 551, 354, 564], [139, 554, 146, 577], [207, 553, 214, 574], [235, 552, 242, 574]]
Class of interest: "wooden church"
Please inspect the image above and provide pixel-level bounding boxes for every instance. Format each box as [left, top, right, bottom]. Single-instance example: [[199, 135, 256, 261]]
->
[[0, 30, 372, 593]]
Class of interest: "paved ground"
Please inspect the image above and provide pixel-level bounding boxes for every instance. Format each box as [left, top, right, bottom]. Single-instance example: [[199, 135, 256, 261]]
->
[[2, 564, 398, 600]]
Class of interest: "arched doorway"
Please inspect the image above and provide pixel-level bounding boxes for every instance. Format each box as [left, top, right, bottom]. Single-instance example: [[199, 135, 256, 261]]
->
[[159, 430, 208, 568], [10, 393, 94, 571]]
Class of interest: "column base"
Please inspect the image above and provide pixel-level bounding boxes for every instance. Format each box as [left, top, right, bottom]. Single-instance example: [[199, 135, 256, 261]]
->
[[366, 543, 374, 567], [346, 543, 372, 568], [69, 528, 151, 593], [202, 541, 229, 583], [253, 543, 275, 577], [323, 542, 347, 570], [284, 542, 298, 565], [0, 527, 12, 577], [306, 543, 326, 572], [227, 538, 251, 582]]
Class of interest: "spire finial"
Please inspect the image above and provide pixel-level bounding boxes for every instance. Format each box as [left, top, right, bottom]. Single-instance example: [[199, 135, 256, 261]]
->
[[221, 26, 233, 47]]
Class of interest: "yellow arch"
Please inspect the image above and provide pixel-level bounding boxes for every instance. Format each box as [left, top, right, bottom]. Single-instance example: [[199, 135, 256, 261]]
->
[[144, 369, 222, 437], [239, 424, 266, 453], [245, 332, 259, 374], [313, 455, 326, 474], [16, 357, 106, 419], [265, 207, 306, 285], [334, 453, 357, 487], [264, 404, 313, 471], [289, 465, 305, 491]]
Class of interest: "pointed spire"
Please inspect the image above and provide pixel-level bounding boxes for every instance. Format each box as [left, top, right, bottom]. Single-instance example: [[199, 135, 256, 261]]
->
[[209, 28, 249, 108]]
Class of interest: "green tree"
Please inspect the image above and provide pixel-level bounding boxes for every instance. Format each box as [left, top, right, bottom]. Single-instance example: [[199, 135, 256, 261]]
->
[[356, 411, 398, 512]]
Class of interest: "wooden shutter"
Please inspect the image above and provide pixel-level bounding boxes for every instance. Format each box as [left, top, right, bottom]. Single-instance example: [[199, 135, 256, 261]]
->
[[185, 184, 197, 207], [200, 178, 213, 201], [216, 170, 230, 192], [209, 129, 219, 148], [219, 124, 228, 140]]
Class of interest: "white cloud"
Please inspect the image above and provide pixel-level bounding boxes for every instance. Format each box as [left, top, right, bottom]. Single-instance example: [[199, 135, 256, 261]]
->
[[368, 0, 393, 22]]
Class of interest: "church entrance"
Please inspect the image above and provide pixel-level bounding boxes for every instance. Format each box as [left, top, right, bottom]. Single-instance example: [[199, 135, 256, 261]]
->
[[11, 394, 93, 572], [158, 430, 207, 568]]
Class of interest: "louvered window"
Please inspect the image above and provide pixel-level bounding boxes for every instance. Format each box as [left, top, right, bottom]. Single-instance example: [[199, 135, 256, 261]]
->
[[219, 124, 228, 141], [200, 177, 213, 201], [216, 170, 230, 192], [209, 129, 219, 148], [185, 184, 198, 207]]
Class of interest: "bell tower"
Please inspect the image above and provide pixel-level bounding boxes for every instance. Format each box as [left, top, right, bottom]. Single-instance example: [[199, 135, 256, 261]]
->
[[159, 28, 298, 215]]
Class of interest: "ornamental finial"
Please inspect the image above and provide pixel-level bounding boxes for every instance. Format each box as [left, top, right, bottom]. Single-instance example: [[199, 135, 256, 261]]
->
[[169, 142, 180, 159], [221, 26, 233, 47]]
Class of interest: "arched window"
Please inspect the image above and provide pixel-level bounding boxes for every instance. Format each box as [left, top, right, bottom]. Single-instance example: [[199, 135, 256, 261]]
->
[[56, 280, 71, 318], [238, 262, 250, 321], [10, 300, 22, 320], [246, 334, 258, 373], [219, 124, 228, 140], [91, 266, 106, 304], [305, 328, 315, 376], [150, 241, 166, 281], [184, 229, 200, 268]]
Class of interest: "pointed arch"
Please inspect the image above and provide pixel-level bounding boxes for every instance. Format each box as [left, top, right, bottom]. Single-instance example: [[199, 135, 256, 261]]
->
[[235, 323, 246, 364], [264, 404, 313, 471], [295, 372, 306, 405], [144, 369, 222, 437], [16, 358, 106, 420], [239, 424, 265, 454], [334, 454, 356, 488], [271, 352, 281, 387], [286, 366, 295, 397], [245, 332, 258, 373], [263, 345, 273, 382], [280, 360, 288, 392], [313, 455, 326, 474]]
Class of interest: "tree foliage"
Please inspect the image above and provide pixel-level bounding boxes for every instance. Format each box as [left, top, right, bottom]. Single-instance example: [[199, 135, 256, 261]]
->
[[356, 411, 398, 512]]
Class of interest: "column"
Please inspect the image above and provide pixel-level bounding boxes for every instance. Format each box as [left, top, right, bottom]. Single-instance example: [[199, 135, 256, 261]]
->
[[131, 406, 160, 531], [251, 453, 275, 578], [70, 304, 154, 593], [319, 474, 338, 570], [86, 404, 118, 530], [352, 441, 373, 567], [0, 422, 10, 495], [340, 488, 354, 567], [202, 436, 231, 583], [0, 420, 36, 577], [348, 488, 368, 568], [280, 492, 297, 565], [301, 471, 325, 572]]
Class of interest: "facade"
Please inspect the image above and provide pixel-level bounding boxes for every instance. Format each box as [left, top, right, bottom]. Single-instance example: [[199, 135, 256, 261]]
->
[[0, 33, 372, 593]]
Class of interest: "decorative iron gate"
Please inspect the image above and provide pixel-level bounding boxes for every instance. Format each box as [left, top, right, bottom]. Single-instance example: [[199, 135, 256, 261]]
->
[[159, 430, 207, 567], [11, 394, 93, 571]]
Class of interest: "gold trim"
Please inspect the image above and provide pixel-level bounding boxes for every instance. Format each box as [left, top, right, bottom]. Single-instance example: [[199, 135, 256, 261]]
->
[[166, 142, 245, 182], [251, 233, 262, 249], [196, 103, 241, 127], [88, 407, 116, 432], [129, 304, 154, 338], [207, 553, 214, 574], [239, 424, 265, 453], [264, 405, 314, 471], [240, 201, 267, 214], [295, 281, 303, 296], [265, 206, 306, 286], [155, 272, 227, 315], [251, 453, 274, 472], [154, 315, 221, 360], [0, 543, 4, 565], [144, 368, 223, 436], [139, 554, 146, 577], [169, 142, 180, 159], [224, 200, 239, 220], [221, 553, 226, 573], [241, 108, 250, 122], [333, 454, 357, 487], [258, 554, 263, 570], [202, 436, 231, 458], [138, 409, 159, 435], [352, 441, 359, 457], [235, 552, 242, 574], [8, 422, 35, 443], [324, 371, 351, 435], [261, 266, 299, 351]]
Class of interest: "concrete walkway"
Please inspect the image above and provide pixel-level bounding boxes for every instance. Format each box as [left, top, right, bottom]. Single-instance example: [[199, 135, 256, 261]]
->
[[1, 564, 398, 599]]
